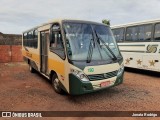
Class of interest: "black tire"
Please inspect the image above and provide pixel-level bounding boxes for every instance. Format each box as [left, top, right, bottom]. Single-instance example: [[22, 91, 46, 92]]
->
[[29, 64, 35, 73], [51, 74, 64, 94]]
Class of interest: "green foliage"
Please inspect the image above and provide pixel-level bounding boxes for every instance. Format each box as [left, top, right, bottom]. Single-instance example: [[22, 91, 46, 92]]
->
[[102, 19, 110, 26]]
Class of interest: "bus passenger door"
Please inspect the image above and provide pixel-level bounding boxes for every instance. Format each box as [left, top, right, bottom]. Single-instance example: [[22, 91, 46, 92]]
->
[[40, 31, 49, 74]]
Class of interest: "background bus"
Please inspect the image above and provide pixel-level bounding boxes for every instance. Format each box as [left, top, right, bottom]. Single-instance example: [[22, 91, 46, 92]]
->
[[111, 19, 160, 72], [22, 19, 124, 95]]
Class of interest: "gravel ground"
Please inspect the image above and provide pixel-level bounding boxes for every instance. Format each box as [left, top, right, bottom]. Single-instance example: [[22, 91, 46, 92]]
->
[[0, 62, 160, 120]]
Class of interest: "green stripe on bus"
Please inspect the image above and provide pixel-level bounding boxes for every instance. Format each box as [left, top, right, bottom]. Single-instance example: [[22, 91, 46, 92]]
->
[[118, 44, 145, 47], [121, 50, 145, 53]]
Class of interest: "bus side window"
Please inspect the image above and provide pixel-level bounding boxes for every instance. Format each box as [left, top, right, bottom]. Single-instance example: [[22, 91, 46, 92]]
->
[[144, 25, 152, 40], [33, 30, 38, 48], [50, 32, 63, 48], [138, 24, 152, 41], [50, 33, 57, 48], [126, 26, 138, 41], [112, 28, 124, 42], [50, 31, 65, 59], [23, 33, 27, 46], [154, 23, 160, 40]]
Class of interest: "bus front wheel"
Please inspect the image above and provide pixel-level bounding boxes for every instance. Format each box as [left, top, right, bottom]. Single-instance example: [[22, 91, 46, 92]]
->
[[51, 74, 64, 94]]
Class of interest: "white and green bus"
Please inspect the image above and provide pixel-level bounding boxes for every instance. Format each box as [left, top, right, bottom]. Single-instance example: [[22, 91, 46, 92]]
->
[[22, 19, 124, 95], [112, 19, 160, 72]]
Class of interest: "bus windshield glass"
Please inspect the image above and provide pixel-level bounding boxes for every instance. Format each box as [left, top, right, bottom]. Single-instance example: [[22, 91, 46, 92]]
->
[[63, 22, 120, 61]]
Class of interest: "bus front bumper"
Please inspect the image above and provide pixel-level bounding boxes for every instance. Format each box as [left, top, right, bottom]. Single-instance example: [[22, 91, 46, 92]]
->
[[69, 73, 124, 95]]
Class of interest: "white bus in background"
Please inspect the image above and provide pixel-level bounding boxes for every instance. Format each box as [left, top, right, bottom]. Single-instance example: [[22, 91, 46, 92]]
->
[[112, 19, 160, 72]]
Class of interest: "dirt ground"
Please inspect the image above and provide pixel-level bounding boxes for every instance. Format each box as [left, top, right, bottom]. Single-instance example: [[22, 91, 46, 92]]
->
[[0, 62, 160, 120]]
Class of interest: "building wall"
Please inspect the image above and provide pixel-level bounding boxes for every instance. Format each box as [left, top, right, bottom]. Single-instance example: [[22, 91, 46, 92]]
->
[[0, 45, 11, 62], [0, 45, 23, 63], [0, 32, 23, 62]]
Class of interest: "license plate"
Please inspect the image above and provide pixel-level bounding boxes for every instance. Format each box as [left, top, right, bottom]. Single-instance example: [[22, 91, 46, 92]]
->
[[100, 81, 110, 87]]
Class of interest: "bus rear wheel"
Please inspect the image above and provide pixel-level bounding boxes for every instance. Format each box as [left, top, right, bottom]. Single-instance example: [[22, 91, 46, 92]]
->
[[51, 74, 64, 94], [29, 64, 35, 73]]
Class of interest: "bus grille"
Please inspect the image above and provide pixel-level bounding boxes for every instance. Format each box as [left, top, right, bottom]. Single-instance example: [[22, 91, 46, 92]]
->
[[88, 70, 118, 81]]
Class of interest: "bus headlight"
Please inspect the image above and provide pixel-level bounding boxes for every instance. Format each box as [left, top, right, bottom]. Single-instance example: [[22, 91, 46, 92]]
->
[[70, 69, 89, 82], [117, 63, 124, 76], [70, 69, 79, 75]]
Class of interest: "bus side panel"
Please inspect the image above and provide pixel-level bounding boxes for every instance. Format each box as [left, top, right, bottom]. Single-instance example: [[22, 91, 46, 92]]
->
[[143, 55, 160, 71], [48, 52, 69, 92], [22, 47, 40, 71], [119, 42, 160, 72], [22, 31, 41, 71]]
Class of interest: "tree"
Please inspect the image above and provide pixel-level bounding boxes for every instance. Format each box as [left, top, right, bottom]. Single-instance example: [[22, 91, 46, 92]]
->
[[102, 19, 110, 26]]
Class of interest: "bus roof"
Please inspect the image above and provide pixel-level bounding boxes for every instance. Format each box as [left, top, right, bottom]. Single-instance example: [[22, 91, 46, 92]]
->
[[23, 19, 107, 33], [111, 18, 160, 29]]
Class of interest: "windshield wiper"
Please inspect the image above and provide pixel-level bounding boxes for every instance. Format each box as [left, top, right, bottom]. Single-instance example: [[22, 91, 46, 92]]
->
[[95, 30, 117, 61], [86, 39, 94, 63]]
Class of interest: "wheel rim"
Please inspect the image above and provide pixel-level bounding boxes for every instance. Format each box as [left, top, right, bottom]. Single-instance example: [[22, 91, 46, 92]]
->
[[29, 65, 32, 71], [53, 78, 60, 91]]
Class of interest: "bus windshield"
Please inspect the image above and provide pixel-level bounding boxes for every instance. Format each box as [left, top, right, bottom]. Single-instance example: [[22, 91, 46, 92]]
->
[[63, 22, 120, 61]]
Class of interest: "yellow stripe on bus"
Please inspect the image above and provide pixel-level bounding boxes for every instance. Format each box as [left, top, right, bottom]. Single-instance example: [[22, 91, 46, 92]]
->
[[22, 50, 40, 64], [22, 49, 65, 76], [48, 59, 65, 76]]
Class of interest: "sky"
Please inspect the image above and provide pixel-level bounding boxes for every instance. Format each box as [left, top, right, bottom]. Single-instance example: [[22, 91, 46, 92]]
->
[[1, 0, 160, 34]]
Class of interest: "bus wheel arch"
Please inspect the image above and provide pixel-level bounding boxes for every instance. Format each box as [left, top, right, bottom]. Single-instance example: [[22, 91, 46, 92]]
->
[[50, 71, 64, 94]]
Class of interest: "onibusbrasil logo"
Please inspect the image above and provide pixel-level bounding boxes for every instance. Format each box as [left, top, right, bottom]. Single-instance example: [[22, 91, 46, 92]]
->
[[1, 112, 42, 118]]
